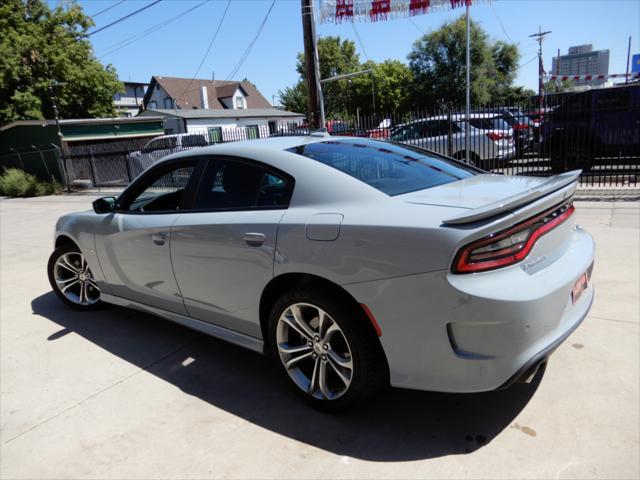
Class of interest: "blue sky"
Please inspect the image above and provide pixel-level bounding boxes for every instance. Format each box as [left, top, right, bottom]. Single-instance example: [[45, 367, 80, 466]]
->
[[50, 0, 640, 103]]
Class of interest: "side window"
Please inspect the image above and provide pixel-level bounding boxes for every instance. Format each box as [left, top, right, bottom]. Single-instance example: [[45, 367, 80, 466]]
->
[[194, 160, 292, 210], [125, 163, 196, 212]]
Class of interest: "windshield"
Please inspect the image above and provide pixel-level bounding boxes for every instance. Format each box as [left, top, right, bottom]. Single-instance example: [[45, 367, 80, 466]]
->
[[287, 139, 477, 196]]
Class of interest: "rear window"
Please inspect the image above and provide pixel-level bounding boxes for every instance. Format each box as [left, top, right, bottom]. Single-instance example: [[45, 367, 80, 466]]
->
[[287, 139, 476, 196]]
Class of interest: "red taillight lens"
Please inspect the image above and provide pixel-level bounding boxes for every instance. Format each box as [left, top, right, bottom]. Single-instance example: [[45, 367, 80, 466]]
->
[[514, 123, 529, 130], [486, 131, 505, 141], [452, 202, 575, 274]]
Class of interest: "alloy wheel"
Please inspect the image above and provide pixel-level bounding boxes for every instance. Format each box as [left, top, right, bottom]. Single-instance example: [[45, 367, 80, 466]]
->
[[53, 252, 100, 306], [276, 302, 353, 400]]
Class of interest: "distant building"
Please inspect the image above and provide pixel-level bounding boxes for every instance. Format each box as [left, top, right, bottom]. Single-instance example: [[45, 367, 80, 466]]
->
[[552, 45, 610, 87], [138, 76, 304, 140], [138, 108, 304, 141], [114, 81, 148, 117], [141, 76, 272, 111]]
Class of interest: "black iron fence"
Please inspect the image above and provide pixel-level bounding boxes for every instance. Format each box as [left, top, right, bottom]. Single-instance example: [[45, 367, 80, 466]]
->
[[4, 85, 638, 190]]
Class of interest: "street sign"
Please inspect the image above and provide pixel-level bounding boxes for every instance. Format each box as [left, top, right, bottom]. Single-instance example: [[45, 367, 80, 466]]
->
[[632, 54, 640, 73]]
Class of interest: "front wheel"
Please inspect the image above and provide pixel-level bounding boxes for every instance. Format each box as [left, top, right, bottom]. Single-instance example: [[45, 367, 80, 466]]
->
[[47, 244, 104, 310], [268, 289, 387, 411]]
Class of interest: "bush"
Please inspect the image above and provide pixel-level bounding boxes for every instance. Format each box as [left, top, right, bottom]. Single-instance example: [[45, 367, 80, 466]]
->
[[0, 168, 63, 197]]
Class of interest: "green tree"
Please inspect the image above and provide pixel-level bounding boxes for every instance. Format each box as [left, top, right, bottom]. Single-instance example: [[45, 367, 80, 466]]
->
[[350, 60, 413, 117], [281, 36, 414, 120], [297, 36, 361, 117], [0, 0, 123, 124], [407, 16, 521, 108], [277, 83, 307, 115], [544, 79, 574, 94]]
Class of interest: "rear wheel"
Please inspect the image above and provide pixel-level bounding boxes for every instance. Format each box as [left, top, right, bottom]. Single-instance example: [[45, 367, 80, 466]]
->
[[268, 288, 387, 411], [47, 244, 104, 310]]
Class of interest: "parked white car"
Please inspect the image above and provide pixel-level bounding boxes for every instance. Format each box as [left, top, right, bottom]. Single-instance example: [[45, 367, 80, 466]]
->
[[389, 113, 515, 168], [128, 133, 209, 176]]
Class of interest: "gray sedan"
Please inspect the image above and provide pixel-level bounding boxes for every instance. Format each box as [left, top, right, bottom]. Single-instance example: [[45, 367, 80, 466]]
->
[[48, 134, 595, 410]]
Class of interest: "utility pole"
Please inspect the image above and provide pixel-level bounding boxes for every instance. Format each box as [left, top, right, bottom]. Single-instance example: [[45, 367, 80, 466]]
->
[[49, 81, 71, 192], [529, 27, 551, 113], [625, 36, 632, 84], [301, 0, 325, 129]]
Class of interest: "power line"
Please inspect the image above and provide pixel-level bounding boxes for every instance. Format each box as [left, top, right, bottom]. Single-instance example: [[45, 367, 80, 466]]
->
[[82, 0, 163, 38], [351, 22, 369, 61], [177, 0, 232, 102], [489, 3, 514, 44], [90, 0, 126, 19], [98, 0, 211, 57], [408, 18, 425, 36], [225, 0, 277, 81], [514, 55, 538, 72]]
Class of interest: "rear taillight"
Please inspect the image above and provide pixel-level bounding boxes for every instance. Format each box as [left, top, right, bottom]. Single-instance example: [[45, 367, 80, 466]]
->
[[452, 202, 575, 274], [514, 123, 529, 130], [486, 131, 505, 141]]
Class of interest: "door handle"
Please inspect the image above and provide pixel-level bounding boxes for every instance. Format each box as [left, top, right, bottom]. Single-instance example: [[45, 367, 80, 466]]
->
[[243, 232, 265, 246], [152, 233, 167, 246]]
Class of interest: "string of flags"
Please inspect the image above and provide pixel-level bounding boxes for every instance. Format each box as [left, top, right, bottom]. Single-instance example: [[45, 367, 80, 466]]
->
[[319, 0, 481, 24]]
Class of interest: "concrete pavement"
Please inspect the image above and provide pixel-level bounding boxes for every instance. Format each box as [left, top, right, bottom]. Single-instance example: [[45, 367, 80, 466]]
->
[[0, 195, 638, 479]]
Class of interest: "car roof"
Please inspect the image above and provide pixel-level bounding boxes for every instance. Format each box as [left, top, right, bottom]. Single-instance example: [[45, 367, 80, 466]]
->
[[158, 133, 331, 163], [156, 134, 396, 206]]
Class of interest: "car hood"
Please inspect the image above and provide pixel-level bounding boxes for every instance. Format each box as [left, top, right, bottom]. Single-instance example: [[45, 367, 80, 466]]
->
[[397, 174, 549, 209]]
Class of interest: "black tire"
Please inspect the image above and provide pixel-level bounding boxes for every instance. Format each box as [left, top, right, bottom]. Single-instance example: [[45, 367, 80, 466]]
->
[[267, 288, 388, 411], [47, 243, 105, 311]]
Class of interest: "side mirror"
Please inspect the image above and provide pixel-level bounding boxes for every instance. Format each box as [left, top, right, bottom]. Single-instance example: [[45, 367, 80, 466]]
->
[[93, 196, 118, 214]]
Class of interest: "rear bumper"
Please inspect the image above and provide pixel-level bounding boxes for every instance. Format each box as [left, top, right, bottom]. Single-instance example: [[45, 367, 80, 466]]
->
[[495, 284, 592, 390], [344, 225, 595, 393]]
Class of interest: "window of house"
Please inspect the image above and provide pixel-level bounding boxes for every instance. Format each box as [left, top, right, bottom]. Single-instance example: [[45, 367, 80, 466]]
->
[[235, 96, 245, 109], [164, 97, 174, 109], [246, 125, 260, 140], [148, 101, 157, 109], [208, 127, 223, 144]]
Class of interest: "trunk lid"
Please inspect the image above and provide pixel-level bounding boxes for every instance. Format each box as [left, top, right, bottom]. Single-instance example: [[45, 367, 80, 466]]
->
[[398, 171, 580, 225]]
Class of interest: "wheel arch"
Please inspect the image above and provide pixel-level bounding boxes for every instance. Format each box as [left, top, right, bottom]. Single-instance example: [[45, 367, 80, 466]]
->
[[55, 234, 78, 249], [259, 273, 386, 360]]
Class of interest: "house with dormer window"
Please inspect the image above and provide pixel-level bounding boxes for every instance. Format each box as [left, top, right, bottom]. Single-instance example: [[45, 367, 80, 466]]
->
[[139, 76, 303, 139]]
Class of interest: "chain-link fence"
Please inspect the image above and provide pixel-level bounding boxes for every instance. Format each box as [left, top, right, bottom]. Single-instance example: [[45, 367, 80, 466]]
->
[[0, 144, 66, 184]]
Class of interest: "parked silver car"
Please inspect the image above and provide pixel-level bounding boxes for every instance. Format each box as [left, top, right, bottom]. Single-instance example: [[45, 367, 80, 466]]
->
[[389, 113, 516, 167], [128, 133, 209, 176], [48, 134, 595, 410]]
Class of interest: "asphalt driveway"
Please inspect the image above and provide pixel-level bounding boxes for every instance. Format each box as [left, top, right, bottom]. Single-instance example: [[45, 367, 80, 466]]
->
[[1, 195, 638, 479]]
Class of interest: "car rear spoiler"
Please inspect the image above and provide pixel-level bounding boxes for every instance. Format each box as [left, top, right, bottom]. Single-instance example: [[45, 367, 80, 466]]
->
[[442, 170, 581, 226]]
